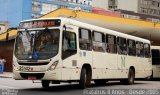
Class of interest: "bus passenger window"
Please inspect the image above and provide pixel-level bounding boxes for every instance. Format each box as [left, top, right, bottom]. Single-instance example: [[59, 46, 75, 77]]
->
[[144, 44, 150, 58], [79, 28, 92, 51], [93, 31, 105, 52], [117, 37, 127, 55], [106, 34, 117, 53], [62, 31, 77, 59], [127, 39, 136, 56], [136, 42, 144, 57]]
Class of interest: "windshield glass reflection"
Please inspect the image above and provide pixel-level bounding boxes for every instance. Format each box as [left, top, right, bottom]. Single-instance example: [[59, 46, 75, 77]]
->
[[15, 29, 60, 60]]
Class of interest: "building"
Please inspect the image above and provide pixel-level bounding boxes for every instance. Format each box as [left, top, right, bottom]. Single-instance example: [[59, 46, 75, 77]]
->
[[92, 7, 120, 17], [119, 9, 160, 22], [92, 0, 117, 10], [118, 0, 160, 17], [0, 0, 92, 31], [92, 0, 160, 22], [93, 0, 160, 17]]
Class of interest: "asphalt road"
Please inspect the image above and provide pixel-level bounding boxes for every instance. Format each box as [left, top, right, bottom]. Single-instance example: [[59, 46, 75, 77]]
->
[[0, 78, 160, 95]]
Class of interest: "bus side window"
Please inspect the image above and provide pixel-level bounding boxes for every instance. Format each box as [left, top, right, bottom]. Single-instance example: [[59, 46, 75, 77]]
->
[[62, 31, 77, 59], [117, 37, 127, 55], [79, 28, 92, 51], [106, 34, 117, 53], [127, 39, 136, 56], [136, 42, 144, 57], [92, 31, 105, 52], [144, 43, 150, 58]]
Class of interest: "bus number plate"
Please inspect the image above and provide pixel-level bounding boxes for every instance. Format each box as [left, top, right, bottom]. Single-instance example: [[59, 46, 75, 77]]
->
[[28, 76, 36, 80], [19, 66, 33, 71]]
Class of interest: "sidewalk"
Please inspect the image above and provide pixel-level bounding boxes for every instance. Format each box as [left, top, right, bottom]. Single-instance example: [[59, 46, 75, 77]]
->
[[0, 72, 13, 78]]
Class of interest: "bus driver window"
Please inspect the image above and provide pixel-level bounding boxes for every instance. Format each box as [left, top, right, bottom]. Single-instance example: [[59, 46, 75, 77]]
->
[[62, 31, 77, 59]]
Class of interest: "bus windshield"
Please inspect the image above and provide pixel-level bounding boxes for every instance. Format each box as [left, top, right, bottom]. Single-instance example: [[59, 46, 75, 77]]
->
[[15, 29, 60, 60]]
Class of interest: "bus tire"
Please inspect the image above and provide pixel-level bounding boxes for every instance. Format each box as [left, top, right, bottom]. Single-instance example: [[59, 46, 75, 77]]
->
[[147, 71, 153, 81], [42, 80, 50, 88], [120, 69, 135, 85], [79, 68, 91, 89], [126, 69, 135, 85]]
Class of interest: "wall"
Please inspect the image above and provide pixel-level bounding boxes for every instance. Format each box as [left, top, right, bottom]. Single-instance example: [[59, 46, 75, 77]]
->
[[0, 40, 15, 72], [22, 0, 32, 20], [92, 0, 109, 10], [117, 0, 139, 13], [138, 0, 160, 17]]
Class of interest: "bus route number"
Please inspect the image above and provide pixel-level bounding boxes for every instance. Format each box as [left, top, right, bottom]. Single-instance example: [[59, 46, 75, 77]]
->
[[19, 66, 33, 71]]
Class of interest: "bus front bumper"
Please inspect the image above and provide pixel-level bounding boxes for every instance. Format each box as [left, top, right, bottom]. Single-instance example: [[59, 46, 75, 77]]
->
[[13, 70, 61, 80]]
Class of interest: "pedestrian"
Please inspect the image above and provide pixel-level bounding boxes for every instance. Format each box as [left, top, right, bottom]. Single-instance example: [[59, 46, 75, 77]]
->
[[0, 56, 6, 73], [0, 56, 6, 64]]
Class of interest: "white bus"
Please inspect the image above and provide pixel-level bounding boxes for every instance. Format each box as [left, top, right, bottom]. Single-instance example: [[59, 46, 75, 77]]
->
[[13, 17, 152, 89], [151, 46, 160, 79]]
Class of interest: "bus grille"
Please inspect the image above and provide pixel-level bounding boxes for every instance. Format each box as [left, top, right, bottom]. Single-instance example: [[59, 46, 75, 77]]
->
[[18, 62, 49, 66]]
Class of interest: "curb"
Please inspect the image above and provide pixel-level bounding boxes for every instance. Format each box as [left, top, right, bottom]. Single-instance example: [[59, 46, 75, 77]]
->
[[0, 76, 12, 78], [0, 73, 13, 78]]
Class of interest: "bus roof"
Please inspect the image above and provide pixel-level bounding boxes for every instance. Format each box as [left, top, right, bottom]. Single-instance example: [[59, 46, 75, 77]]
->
[[20, 17, 150, 44]]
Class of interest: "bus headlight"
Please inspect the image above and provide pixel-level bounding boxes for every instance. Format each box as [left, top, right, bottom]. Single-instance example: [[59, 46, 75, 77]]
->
[[48, 60, 59, 71]]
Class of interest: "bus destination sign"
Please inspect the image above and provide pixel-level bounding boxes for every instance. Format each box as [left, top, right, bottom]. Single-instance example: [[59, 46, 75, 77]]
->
[[19, 19, 61, 29]]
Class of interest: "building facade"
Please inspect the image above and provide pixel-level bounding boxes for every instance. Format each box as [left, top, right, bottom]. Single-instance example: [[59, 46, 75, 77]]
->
[[92, 0, 160, 22], [92, 0, 117, 10], [118, 0, 160, 17], [0, 0, 92, 31], [117, 0, 160, 22], [117, 0, 139, 12], [138, 0, 160, 17], [92, 0, 160, 17]]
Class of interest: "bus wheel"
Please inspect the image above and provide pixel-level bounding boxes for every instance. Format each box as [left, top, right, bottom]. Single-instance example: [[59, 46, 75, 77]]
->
[[42, 80, 50, 88], [146, 71, 153, 81], [79, 68, 91, 89], [120, 69, 135, 85], [127, 69, 135, 85]]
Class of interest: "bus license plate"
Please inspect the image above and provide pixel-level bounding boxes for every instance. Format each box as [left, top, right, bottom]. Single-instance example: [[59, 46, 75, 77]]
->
[[19, 66, 33, 72], [28, 76, 37, 80]]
